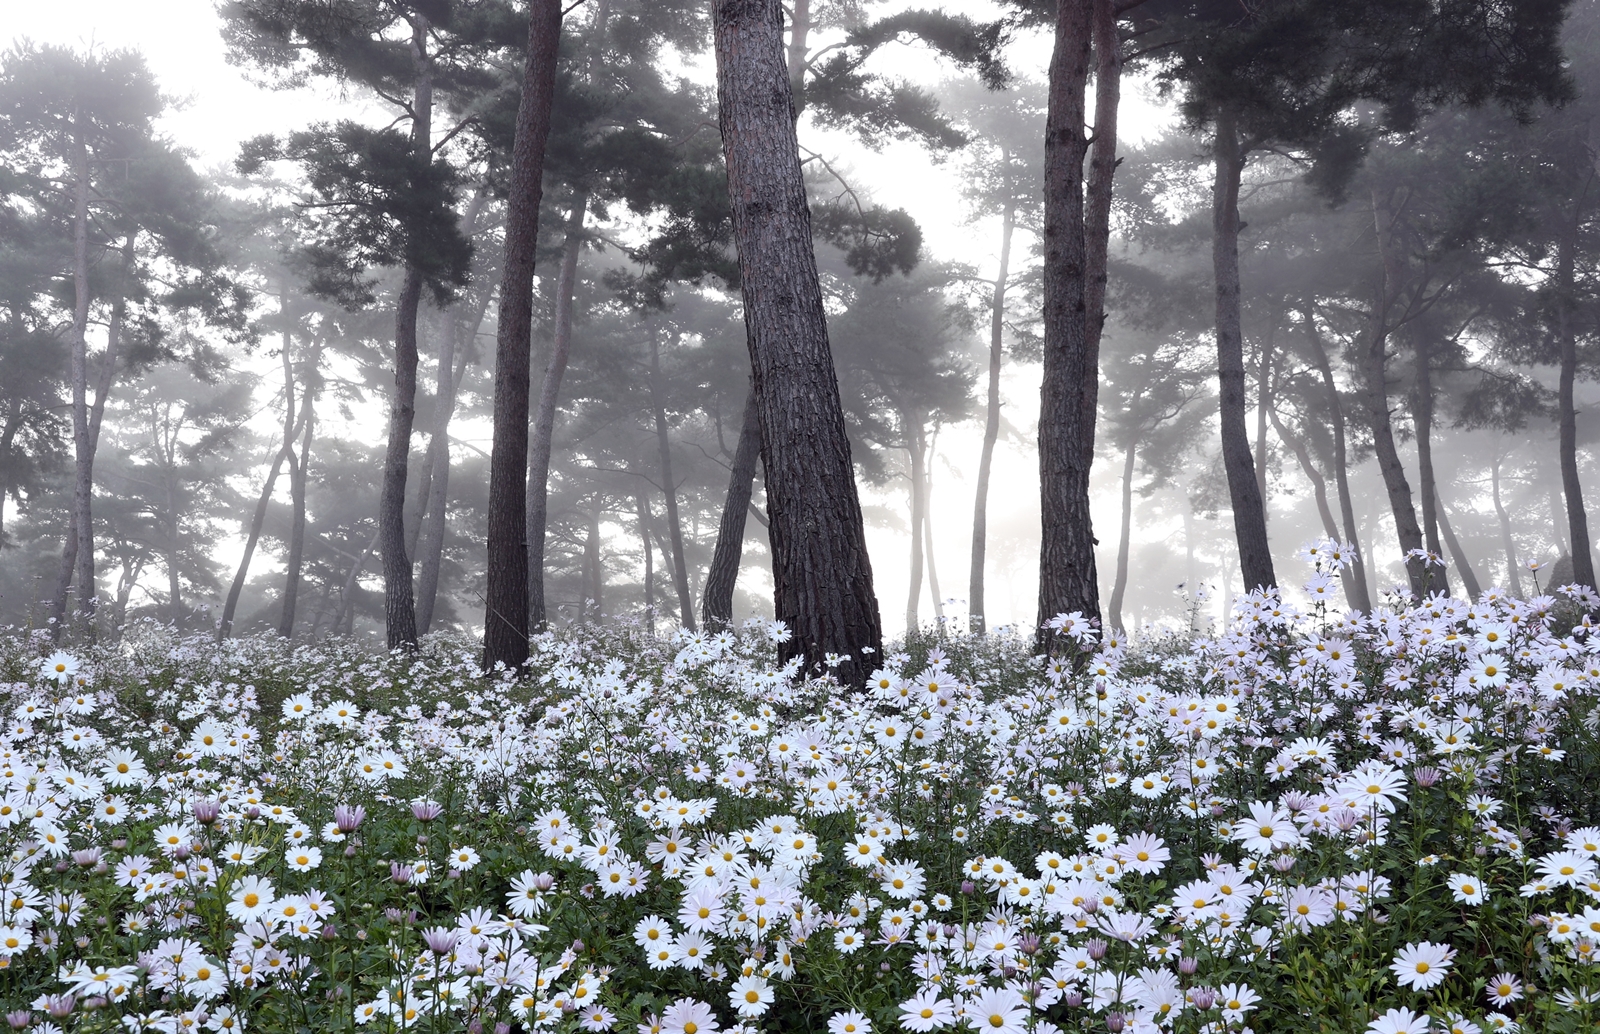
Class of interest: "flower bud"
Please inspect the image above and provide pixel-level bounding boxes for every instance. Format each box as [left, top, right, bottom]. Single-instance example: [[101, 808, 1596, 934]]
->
[[7, 1009, 31, 1029], [390, 863, 414, 885], [1189, 988, 1217, 1010], [960, 880, 976, 896], [192, 799, 222, 826], [335, 804, 367, 834], [1106, 1013, 1126, 1033], [1178, 956, 1197, 975], [1087, 938, 1108, 961]]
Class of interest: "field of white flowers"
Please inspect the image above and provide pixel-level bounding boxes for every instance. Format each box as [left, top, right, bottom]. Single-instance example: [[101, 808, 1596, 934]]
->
[[1, 547, 1599, 1034]]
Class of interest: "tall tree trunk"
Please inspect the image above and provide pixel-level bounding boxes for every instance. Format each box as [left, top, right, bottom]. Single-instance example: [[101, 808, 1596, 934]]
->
[[1211, 107, 1276, 593], [1302, 303, 1372, 611], [650, 329, 697, 630], [969, 199, 1014, 635], [906, 420, 927, 633], [482, 0, 563, 670], [1435, 488, 1482, 600], [332, 529, 380, 638], [281, 360, 314, 639], [702, 385, 761, 629], [217, 412, 307, 639], [1492, 457, 1524, 595], [1083, 0, 1121, 366], [1411, 338, 1452, 595], [526, 192, 589, 633], [1037, 0, 1101, 651], [924, 429, 944, 623], [416, 194, 492, 633], [1253, 321, 1273, 507], [56, 120, 95, 637], [712, 0, 883, 684], [1558, 220, 1595, 587], [1107, 436, 1136, 633], [1365, 191, 1430, 596], [788, 0, 811, 106], [637, 490, 656, 632], [582, 501, 603, 620]]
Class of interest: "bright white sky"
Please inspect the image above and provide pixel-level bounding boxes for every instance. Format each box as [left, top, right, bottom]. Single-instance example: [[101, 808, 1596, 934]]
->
[[7, 1, 1227, 638]]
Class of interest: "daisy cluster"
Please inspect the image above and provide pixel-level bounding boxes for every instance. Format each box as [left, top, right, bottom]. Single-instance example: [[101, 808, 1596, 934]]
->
[[0, 545, 1597, 1034]]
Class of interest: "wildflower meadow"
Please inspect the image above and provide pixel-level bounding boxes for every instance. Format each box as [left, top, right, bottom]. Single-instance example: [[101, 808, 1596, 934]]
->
[[0, 546, 1596, 1034]]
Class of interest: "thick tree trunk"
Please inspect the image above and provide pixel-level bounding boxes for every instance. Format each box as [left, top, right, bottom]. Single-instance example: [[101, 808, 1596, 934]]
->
[[1492, 457, 1524, 595], [969, 200, 1014, 635], [1558, 226, 1596, 588], [1037, 0, 1101, 651], [637, 490, 656, 632], [788, 0, 811, 106], [526, 193, 588, 633], [1107, 437, 1136, 633], [1211, 108, 1276, 594], [906, 421, 927, 633], [1365, 191, 1430, 596], [1411, 335, 1451, 594], [1435, 488, 1482, 600], [702, 385, 761, 629], [650, 330, 697, 630], [712, 0, 883, 685], [482, 0, 563, 670], [1302, 304, 1372, 611]]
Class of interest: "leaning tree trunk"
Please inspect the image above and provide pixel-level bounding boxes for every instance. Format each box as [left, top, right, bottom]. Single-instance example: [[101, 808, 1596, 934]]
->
[[1268, 408, 1341, 543], [712, 0, 883, 685], [1037, 0, 1101, 652], [1211, 107, 1276, 594], [650, 330, 697, 630], [1411, 334, 1451, 594], [1435, 488, 1482, 600], [1492, 457, 1525, 596], [525, 192, 589, 633], [218, 407, 308, 639], [969, 199, 1013, 636], [905, 420, 928, 633], [1303, 304, 1372, 611], [482, 0, 563, 672], [702, 385, 762, 629], [1107, 436, 1137, 633], [1557, 225, 1596, 589], [1364, 191, 1429, 597]]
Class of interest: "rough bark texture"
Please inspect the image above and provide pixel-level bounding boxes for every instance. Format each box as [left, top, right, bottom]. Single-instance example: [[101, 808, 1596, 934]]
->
[[1558, 227, 1596, 588], [525, 193, 588, 632], [702, 386, 762, 629], [969, 200, 1013, 635], [1107, 438, 1136, 632], [1364, 192, 1429, 596], [1303, 305, 1372, 611], [1037, 0, 1101, 652], [712, 0, 883, 686], [651, 331, 697, 630], [482, 0, 562, 671], [1435, 489, 1482, 600], [1211, 108, 1276, 594]]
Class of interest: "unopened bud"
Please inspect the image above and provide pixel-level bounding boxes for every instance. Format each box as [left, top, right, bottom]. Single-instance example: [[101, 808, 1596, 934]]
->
[[1178, 956, 1197, 975]]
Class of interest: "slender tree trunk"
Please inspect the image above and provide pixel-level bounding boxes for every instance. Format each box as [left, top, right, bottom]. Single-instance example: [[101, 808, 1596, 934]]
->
[[1083, 0, 1121, 366], [0, 395, 22, 546], [525, 192, 589, 632], [1253, 321, 1273, 507], [969, 199, 1014, 635], [1558, 223, 1595, 587], [217, 420, 305, 639], [56, 120, 95, 637], [1107, 437, 1136, 633], [650, 330, 697, 630], [906, 420, 927, 633], [637, 490, 656, 632], [1302, 303, 1372, 611], [483, 0, 563, 670], [702, 385, 761, 629], [281, 364, 314, 639], [332, 529, 380, 638], [1037, 0, 1101, 651], [712, 0, 884, 684], [1492, 458, 1524, 595], [924, 429, 944, 623], [1435, 488, 1482, 600], [1268, 407, 1341, 542], [1211, 107, 1275, 593], [788, 0, 811, 106], [583, 501, 604, 620], [1365, 191, 1430, 596], [1411, 335, 1450, 596]]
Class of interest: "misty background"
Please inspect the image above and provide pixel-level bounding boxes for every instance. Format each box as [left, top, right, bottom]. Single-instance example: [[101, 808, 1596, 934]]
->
[[1, 0, 1593, 643]]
